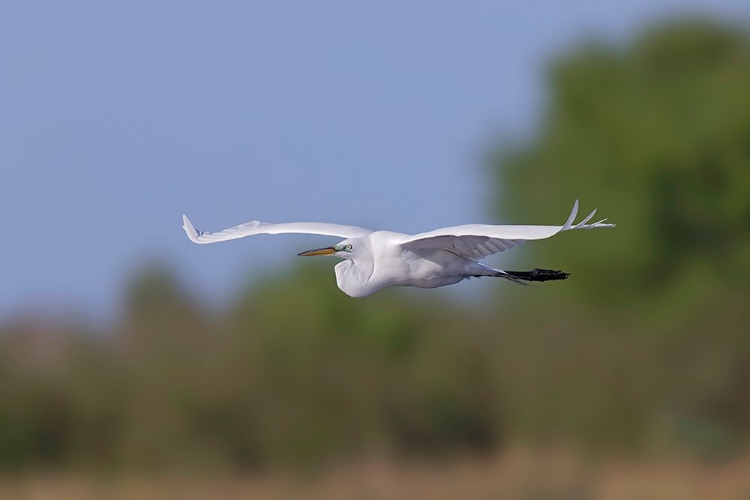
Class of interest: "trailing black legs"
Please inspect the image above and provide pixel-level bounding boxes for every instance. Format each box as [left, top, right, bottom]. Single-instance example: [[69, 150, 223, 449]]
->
[[503, 268, 570, 282]]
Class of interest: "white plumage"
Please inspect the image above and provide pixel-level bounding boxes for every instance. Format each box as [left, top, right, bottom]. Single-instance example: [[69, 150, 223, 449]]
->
[[182, 200, 614, 297]]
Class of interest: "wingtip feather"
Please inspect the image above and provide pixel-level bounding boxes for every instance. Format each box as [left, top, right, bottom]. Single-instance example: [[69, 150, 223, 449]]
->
[[575, 208, 597, 228], [182, 214, 202, 243], [562, 199, 579, 230], [561, 201, 616, 230]]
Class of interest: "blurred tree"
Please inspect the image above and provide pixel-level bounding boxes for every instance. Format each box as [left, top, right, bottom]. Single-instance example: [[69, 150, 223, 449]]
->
[[116, 266, 214, 469], [493, 20, 750, 456], [495, 20, 750, 308]]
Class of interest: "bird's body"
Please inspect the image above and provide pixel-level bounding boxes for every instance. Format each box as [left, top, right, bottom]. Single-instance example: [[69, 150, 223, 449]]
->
[[337, 230, 497, 297], [332, 231, 463, 297], [183, 200, 614, 297]]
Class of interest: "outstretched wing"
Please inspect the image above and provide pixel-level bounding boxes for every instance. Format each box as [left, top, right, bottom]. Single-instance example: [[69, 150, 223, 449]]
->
[[182, 215, 372, 245], [401, 200, 614, 260]]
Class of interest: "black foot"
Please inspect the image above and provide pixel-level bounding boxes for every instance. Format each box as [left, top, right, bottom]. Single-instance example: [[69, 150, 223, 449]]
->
[[505, 268, 570, 282]]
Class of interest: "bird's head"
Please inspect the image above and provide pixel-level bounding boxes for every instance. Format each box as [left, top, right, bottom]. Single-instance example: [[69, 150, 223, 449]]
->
[[297, 240, 356, 259]]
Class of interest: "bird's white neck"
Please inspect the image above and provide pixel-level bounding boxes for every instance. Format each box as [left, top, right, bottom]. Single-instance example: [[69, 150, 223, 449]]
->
[[334, 258, 374, 298]]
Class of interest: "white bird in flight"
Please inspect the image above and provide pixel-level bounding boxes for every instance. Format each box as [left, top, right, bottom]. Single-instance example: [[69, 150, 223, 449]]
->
[[182, 200, 614, 297]]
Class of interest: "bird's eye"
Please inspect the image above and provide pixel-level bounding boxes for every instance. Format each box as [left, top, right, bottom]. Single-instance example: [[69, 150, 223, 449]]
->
[[346, 244, 353, 251]]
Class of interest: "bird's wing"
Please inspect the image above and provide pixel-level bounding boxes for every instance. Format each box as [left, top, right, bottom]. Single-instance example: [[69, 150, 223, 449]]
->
[[401, 200, 614, 260], [182, 215, 372, 244]]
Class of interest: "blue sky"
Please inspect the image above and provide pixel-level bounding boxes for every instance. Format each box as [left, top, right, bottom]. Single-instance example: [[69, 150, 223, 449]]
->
[[1, 1, 748, 321]]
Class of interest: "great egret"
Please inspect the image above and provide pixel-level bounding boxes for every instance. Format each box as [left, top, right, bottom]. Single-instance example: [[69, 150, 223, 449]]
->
[[182, 200, 614, 297]]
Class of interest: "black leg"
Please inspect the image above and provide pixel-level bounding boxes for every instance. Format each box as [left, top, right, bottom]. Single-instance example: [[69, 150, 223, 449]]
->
[[504, 268, 570, 282]]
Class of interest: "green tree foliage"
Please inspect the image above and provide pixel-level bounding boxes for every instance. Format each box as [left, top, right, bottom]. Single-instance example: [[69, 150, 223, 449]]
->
[[0, 265, 502, 471], [496, 20, 750, 307], [494, 20, 750, 455]]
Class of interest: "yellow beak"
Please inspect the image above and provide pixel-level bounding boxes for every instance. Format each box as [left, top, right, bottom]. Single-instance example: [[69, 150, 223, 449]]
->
[[297, 246, 337, 257]]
